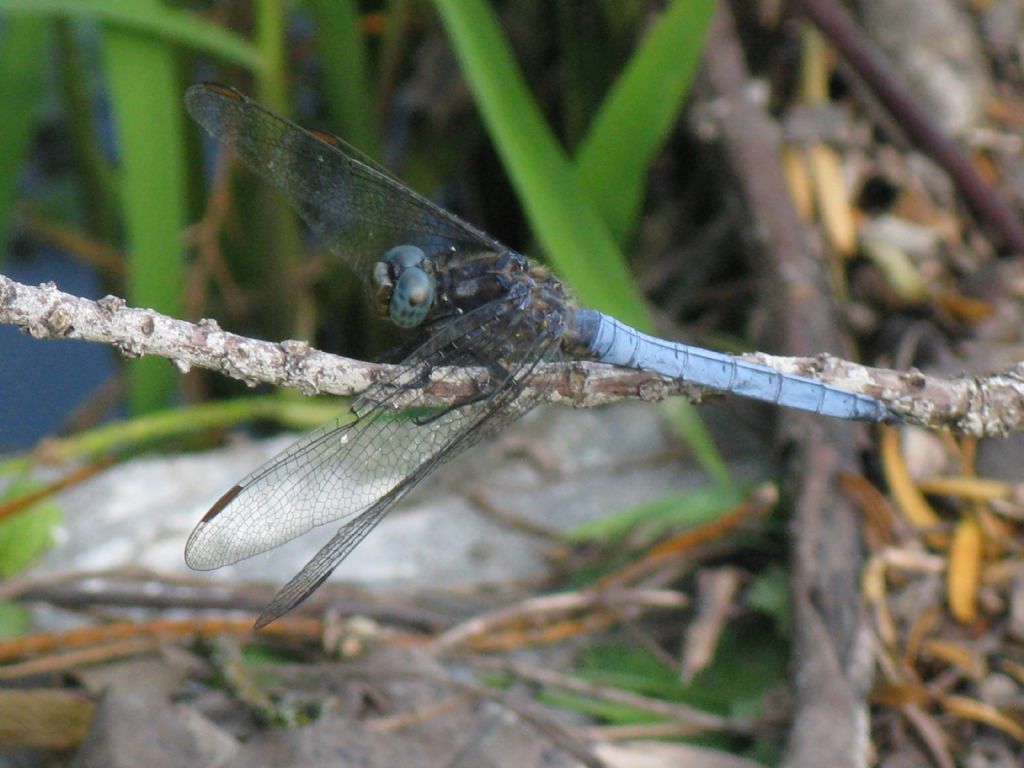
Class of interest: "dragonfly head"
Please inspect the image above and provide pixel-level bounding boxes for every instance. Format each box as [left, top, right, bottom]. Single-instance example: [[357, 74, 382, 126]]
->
[[373, 245, 437, 328]]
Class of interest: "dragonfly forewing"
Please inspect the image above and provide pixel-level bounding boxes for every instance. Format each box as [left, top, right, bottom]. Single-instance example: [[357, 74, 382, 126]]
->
[[185, 300, 553, 572], [184, 84, 503, 288], [254, 330, 560, 627], [184, 83, 569, 625]]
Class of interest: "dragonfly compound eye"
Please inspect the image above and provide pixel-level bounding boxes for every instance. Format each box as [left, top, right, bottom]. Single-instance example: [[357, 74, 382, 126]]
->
[[384, 244, 426, 269], [382, 245, 434, 327], [389, 266, 435, 327]]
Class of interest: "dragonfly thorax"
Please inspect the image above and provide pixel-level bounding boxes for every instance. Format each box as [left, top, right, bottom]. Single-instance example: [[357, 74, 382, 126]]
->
[[374, 246, 540, 331], [373, 245, 437, 328]]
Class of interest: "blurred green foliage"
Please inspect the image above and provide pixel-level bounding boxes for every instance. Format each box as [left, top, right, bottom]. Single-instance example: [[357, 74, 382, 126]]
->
[[555, 624, 785, 762], [0, 476, 61, 579], [0, 475, 61, 636], [0, 0, 715, 413]]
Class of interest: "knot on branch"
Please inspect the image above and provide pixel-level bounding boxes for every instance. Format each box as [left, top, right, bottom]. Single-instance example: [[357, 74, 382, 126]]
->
[[280, 339, 321, 396], [0, 276, 16, 306], [36, 300, 74, 338], [97, 295, 125, 314], [115, 340, 145, 359]]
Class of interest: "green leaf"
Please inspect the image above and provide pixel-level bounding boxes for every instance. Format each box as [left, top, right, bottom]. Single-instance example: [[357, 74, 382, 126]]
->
[[565, 482, 748, 545], [577, 622, 788, 717], [253, 0, 288, 113], [575, 0, 716, 245], [245, 0, 306, 336], [571, 0, 724, 486], [0, 16, 49, 260], [575, 642, 725, 709], [305, 0, 379, 156], [431, 0, 650, 330], [55, 20, 120, 242], [540, 689, 664, 725], [745, 565, 791, 635], [0, 0, 263, 72], [101, 0, 188, 413], [684, 621, 788, 716], [0, 478, 62, 578], [0, 601, 30, 638], [0, 395, 348, 471]]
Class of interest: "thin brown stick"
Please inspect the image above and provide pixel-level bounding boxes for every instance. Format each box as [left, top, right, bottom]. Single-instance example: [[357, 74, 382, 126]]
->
[[2, 568, 451, 632], [0, 616, 324, 664], [431, 589, 686, 651]]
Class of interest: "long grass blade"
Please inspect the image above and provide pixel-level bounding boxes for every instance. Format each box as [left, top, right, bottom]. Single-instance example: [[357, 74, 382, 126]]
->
[[55, 20, 119, 242], [101, 1, 187, 413], [0, 16, 49, 260], [431, 0, 650, 330], [575, 0, 716, 245], [305, 0, 379, 156], [431, 0, 730, 481], [0, 0, 263, 72]]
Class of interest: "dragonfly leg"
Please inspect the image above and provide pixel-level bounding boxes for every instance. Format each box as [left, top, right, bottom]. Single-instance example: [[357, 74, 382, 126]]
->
[[412, 390, 494, 426], [411, 347, 514, 426]]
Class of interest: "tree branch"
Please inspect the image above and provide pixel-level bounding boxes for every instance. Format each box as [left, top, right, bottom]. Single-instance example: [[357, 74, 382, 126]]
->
[[3, 273, 1023, 434], [0, 273, 697, 410]]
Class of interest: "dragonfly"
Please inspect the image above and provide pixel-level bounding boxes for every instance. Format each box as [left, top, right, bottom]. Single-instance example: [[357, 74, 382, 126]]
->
[[184, 83, 895, 628]]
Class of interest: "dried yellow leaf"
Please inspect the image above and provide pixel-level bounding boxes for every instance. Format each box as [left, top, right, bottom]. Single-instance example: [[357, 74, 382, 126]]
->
[[948, 514, 983, 624]]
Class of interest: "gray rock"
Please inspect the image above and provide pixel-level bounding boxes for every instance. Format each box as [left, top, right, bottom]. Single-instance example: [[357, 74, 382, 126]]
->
[[34, 402, 765, 597]]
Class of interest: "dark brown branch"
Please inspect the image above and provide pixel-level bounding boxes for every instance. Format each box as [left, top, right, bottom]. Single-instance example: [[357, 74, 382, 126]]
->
[[794, 0, 1024, 255]]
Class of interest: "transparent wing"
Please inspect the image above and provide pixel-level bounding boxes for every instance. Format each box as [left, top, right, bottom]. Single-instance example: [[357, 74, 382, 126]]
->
[[254, 331, 555, 628], [185, 83, 505, 285], [185, 299, 557, 574]]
